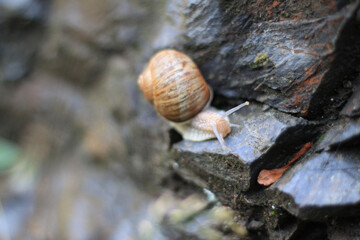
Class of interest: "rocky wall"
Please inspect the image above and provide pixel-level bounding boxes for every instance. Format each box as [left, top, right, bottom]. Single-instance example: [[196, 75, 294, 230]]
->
[[0, 0, 360, 239]]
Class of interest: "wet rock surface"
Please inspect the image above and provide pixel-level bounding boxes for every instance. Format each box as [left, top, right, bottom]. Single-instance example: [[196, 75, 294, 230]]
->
[[172, 103, 319, 194], [341, 78, 360, 118], [169, 0, 360, 239], [273, 149, 360, 220], [0, 0, 360, 239], [318, 118, 360, 151], [183, 1, 360, 118]]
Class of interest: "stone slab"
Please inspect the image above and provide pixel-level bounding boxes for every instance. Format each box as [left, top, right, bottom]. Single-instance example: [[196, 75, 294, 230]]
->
[[273, 149, 360, 220], [172, 104, 319, 195], [318, 118, 360, 151], [183, 1, 360, 118], [341, 80, 360, 118]]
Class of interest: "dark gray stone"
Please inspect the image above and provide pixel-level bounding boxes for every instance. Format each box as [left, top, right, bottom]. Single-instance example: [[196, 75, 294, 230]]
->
[[341, 80, 360, 118], [182, 1, 360, 118], [327, 217, 360, 240], [172, 103, 319, 197], [149, 0, 187, 51], [318, 118, 360, 151], [247, 220, 264, 231], [184, 0, 223, 48], [273, 150, 360, 220], [267, 222, 299, 240]]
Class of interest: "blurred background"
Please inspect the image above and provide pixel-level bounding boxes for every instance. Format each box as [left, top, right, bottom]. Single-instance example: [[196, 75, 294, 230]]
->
[[0, 0, 178, 239]]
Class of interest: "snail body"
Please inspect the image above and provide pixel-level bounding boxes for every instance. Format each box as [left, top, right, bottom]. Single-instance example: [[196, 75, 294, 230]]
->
[[169, 107, 230, 145], [138, 49, 249, 149]]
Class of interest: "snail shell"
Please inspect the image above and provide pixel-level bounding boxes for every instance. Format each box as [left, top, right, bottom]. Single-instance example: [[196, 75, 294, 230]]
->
[[138, 49, 249, 149], [138, 49, 211, 122]]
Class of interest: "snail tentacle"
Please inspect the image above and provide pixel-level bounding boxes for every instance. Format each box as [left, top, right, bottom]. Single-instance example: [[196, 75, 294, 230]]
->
[[229, 123, 241, 128], [223, 101, 250, 117], [211, 123, 226, 150]]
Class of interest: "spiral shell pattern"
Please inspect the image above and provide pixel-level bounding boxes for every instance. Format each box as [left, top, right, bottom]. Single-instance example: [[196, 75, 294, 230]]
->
[[138, 49, 210, 122]]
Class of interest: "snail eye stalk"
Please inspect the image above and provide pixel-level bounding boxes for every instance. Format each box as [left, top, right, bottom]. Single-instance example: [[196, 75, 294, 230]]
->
[[223, 101, 249, 117], [211, 123, 226, 150]]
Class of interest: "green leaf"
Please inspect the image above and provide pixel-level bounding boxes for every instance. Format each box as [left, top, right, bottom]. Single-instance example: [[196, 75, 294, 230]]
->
[[0, 138, 20, 171]]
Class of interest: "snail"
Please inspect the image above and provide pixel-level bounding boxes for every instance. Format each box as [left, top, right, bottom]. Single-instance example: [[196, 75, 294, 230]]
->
[[138, 49, 249, 149]]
